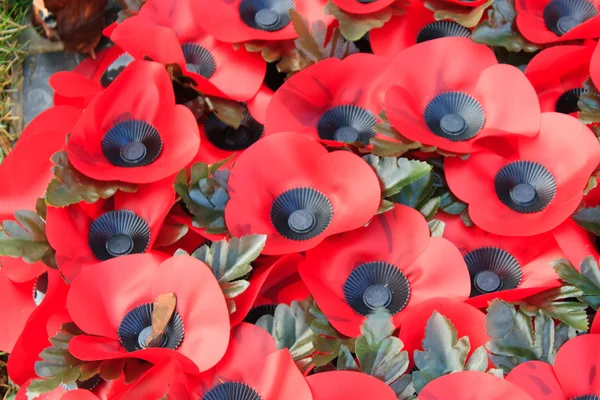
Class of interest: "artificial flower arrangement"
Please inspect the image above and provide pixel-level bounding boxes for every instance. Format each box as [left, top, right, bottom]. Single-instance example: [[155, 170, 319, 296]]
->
[[4, 0, 600, 398]]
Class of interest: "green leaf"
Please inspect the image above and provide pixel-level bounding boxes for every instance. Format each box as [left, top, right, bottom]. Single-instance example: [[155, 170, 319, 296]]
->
[[578, 78, 600, 125], [428, 219, 445, 237], [471, 0, 540, 52], [221, 280, 251, 299], [519, 285, 589, 331], [26, 375, 63, 400], [154, 221, 189, 249], [584, 176, 598, 196], [419, 197, 440, 221], [424, 0, 493, 28], [205, 97, 245, 129], [438, 190, 467, 215], [0, 210, 53, 264], [309, 300, 356, 367], [388, 170, 435, 209], [573, 206, 600, 235], [376, 199, 395, 215], [553, 257, 600, 309], [390, 374, 416, 399], [324, 1, 403, 41], [364, 155, 433, 198], [460, 209, 474, 227], [336, 345, 360, 371], [45, 151, 138, 207]]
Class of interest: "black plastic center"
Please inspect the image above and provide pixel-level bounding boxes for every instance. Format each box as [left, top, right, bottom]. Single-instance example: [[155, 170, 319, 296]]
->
[[334, 126, 360, 143], [203, 382, 263, 400], [120, 141, 147, 163], [474, 270, 502, 293], [557, 16, 579, 33], [224, 126, 250, 146], [33, 273, 48, 306], [287, 209, 316, 233], [510, 183, 537, 206], [363, 284, 392, 309], [106, 233, 134, 257], [255, 8, 280, 27], [137, 326, 167, 349], [440, 113, 467, 135]]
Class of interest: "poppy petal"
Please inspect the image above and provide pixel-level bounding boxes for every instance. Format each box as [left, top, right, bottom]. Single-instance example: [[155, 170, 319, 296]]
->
[[331, 0, 395, 14], [553, 334, 600, 397], [307, 371, 397, 399], [250, 349, 313, 400], [0, 274, 36, 352], [506, 361, 565, 400]]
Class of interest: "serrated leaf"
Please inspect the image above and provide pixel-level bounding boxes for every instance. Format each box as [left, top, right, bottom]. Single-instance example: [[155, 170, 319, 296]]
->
[[376, 199, 395, 215], [573, 206, 600, 235], [370, 137, 422, 157], [424, 0, 493, 27], [437, 189, 467, 215], [460, 209, 474, 227], [464, 346, 489, 371], [205, 97, 245, 129], [520, 285, 589, 331], [390, 374, 416, 399], [221, 280, 251, 299], [45, 151, 138, 207], [336, 345, 360, 371], [309, 300, 356, 366], [79, 361, 101, 382], [419, 197, 440, 221], [389, 170, 435, 209], [324, 1, 403, 41], [154, 222, 189, 248], [471, 0, 540, 52], [578, 78, 600, 125], [553, 257, 600, 309], [26, 376, 63, 400], [364, 155, 433, 198], [428, 219, 445, 237]]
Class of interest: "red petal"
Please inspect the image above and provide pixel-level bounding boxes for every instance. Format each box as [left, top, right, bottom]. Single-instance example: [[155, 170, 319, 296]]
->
[[61, 390, 100, 400], [307, 371, 397, 399], [506, 361, 565, 400], [553, 334, 600, 397], [15, 380, 67, 400], [250, 349, 312, 400], [420, 371, 534, 399], [331, 0, 395, 14], [592, 40, 600, 88], [0, 274, 36, 352], [112, 359, 190, 400], [137, 0, 200, 42], [255, 253, 308, 306], [0, 257, 47, 283], [247, 85, 274, 125]]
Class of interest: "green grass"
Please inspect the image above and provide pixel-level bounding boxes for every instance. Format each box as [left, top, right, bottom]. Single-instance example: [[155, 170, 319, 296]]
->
[[0, 0, 30, 163]]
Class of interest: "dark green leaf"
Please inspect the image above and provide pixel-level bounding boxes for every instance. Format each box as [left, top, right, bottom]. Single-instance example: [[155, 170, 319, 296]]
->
[[428, 219, 445, 237], [45, 151, 138, 207], [520, 285, 589, 331], [364, 155, 432, 198], [424, 0, 493, 27], [553, 257, 600, 309], [578, 78, 600, 125], [324, 1, 404, 41], [336, 345, 360, 371], [460, 209, 474, 227], [26, 376, 63, 400], [390, 374, 416, 399], [309, 300, 356, 366], [0, 211, 51, 264], [573, 206, 600, 235], [419, 197, 440, 221], [154, 222, 189, 249], [389, 170, 435, 209]]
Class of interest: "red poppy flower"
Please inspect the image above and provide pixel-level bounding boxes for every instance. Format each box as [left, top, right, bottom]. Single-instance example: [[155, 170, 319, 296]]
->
[[0, 106, 81, 283], [195, 85, 273, 165], [232, 253, 310, 325], [191, 0, 332, 43], [445, 112, 600, 236], [507, 334, 600, 398], [525, 45, 594, 114], [265, 54, 389, 146], [67, 254, 230, 374], [383, 37, 541, 154], [421, 371, 533, 399], [46, 177, 175, 281], [306, 371, 397, 400], [66, 60, 200, 184], [298, 206, 470, 337], [398, 297, 489, 365], [51, 45, 131, 109], [8, 270, 69, 386], [111, 0, 266, 102], [225, 132, 381, 255], [516, 0, 600, 45], [370, 1, 472, 57], [194, 322, 312, 399], [331, 0, 395, 14], [438, 213, 562, 308]]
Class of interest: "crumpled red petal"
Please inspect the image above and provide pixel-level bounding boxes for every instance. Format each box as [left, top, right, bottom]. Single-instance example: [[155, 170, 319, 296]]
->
[[420, 370, 534, 399]]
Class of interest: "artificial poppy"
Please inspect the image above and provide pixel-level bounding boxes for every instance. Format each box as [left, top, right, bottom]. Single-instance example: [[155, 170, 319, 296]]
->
[[191, 0, 332, 43], [8, 270, 69, 386], [225, 132, 381, 255], [233, 253, 310, 325], [265, 54, 389, 146], [370, 0, 472, 57], [330, 0, 396, 14], [45, 177, 175, 281], [306, 371, 397, 400], [111, 0, 266, 101], [299, 206, 471, 337], [66, 60, 200, 184], [438, 213, 562, 308], [398, 297, 489, 365], [195, 85, 273, 165], [382, 37, 540, 154], [445, 112, 600, 236], [420, 371, 533, 399], [51, 45, 132, 109], [525, 44, 594, 114], [516, 0, 600, 45], [66, 254, 230, 374], [507, 334, 600, 399]]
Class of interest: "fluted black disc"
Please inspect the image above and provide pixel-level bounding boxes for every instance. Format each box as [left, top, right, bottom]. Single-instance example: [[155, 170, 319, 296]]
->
[[181, 43, 217, 79], [270, 188, 333, 241], [494, 160, 556, 213], [204, 109, 264, 150], [239, 0, 294, 31], [344, 261, 411, 316], [243, 304, 277, 324], [416, 21, 471, 43], [118, 303, 184, 352], [88, 210, 150, 261], [203, 382, 262, 400], [423, 92, 485, 141], [572, 396, 600, 400], [544, 0, 598, 35], [102, 120, 163, 167], [61, 375, 102, 391], [464, 247, 522, 296], [357, 0, 378, 2], [33, 272, 48, 306], [555, 87, 585, 114], [100, 53, 134, 88], [317, 105, 376, 145]]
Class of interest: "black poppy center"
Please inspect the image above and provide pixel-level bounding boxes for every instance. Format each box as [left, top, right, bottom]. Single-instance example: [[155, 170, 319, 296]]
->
[[271, 188, 333, 241], [102, 120, 163, 167], [357, 0, 378, 2], [205, 109, 264, 151], [243, 304, 277, 324], [555, 87, 585, 114], [317, 104, 376, 145], [181, 43, 217, 79], [543, 0, 598, 36], [416, 21, 472, 43], [572, 396, 600, 400], [118, 303, 184, 352], [203, 382, 262, 400], [33, 272, 48, 306], [344, 261, 410, 316], [88, 210, 151, 261], [464, 247, 523, 297], [239, 0, 294, 32], [100, 53, 134, 88], [423, 92, 485, 141], [494, 160, 556, 213]]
